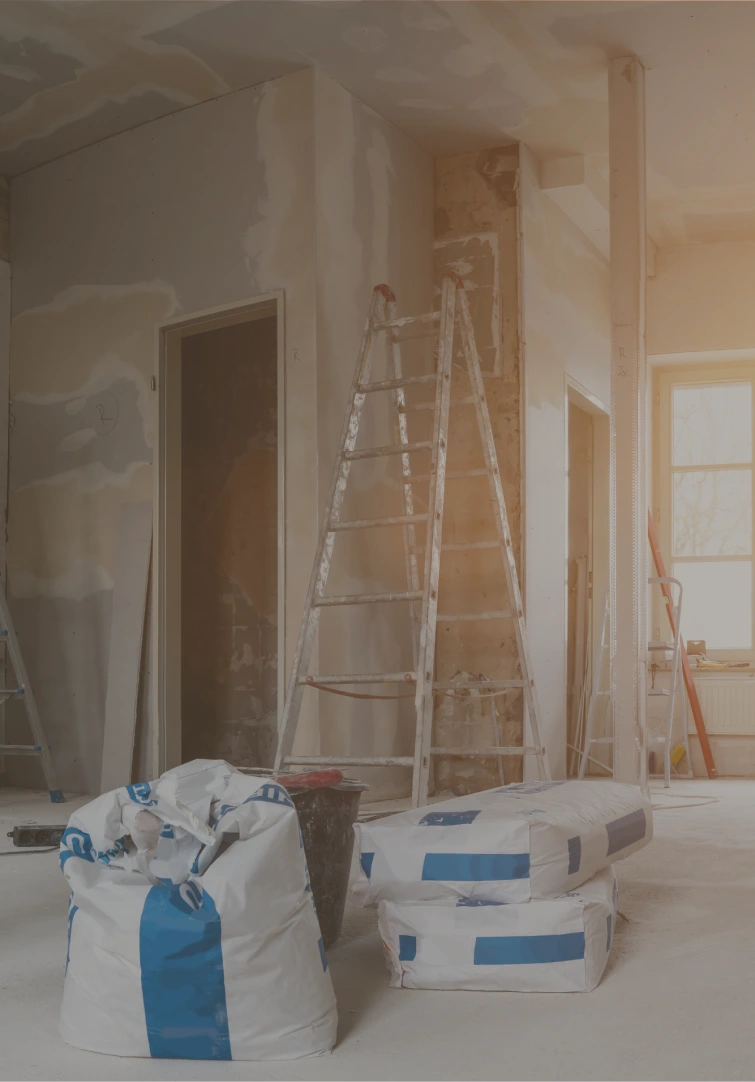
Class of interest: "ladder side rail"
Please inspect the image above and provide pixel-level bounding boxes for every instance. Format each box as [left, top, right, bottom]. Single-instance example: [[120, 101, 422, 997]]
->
[[456, 284, 550, 781], [386, 297, 422, 667], [411, 277, 456, 807], [579, 589, 610, 779], [275, 287, 387, 770], [664, 577, 684, 788]]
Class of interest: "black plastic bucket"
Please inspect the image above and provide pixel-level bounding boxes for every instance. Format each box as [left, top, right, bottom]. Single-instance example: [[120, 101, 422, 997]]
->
[[240, 769, 367, 948], [289, 779, 367, 948]]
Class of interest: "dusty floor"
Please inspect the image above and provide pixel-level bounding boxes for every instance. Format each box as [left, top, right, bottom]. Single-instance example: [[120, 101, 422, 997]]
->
[[1, 779, 752, 1081]]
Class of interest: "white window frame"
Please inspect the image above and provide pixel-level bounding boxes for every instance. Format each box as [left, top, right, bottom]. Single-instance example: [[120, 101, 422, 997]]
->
[[654, 363, 755, 664]]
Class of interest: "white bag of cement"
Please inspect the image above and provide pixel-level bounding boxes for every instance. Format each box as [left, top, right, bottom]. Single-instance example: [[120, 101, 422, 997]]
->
[[59, 760, 337, 1061], [378, 867, 618, 992], [355, 780, 650, 905]]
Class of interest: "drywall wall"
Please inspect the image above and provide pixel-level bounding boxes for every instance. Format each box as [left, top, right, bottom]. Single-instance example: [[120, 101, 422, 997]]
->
[[6, 67, 433, 796], [181, 316, 278, 767], [313, 70, 433, 801], [519, 144, 611, 778], [647, 241, 755, 357], [7, 70, 319, 793], [433, 143, 524, 790]]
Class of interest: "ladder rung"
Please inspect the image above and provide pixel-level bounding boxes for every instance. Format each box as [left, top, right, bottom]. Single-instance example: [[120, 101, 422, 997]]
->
[[402, 395, 475, 413], [345, 441, 432, 461], [358, 374, 436, 393], [300, 672, 416, 686], [437, 610, 512, 622], [595, 690, 610, 697], [372, 312, 440, 331], [314, 591, 422, 608], [0, 688, 23, 695], [590, 737, 614, 744], [649, 641, 674, 650], [649, 689, 670, 697], [442, 541, 499, 552], [0, 744, 41, 756], [331, 514, 428, 531], [433, 679, 525, 690], [283, 755, 414, 767], [431, 746, 541, 757], [411, 468, 487, 483]]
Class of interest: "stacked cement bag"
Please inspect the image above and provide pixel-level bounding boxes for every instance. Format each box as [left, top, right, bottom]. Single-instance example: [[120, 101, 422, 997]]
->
[[355, 779, 651, 992], [60, 760, 337, 1061]]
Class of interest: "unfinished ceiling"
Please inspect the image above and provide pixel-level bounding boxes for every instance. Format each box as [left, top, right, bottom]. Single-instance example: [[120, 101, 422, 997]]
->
[[0, 0, 752, 246]]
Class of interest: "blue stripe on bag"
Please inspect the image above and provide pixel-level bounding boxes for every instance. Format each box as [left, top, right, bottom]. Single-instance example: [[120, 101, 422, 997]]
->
[[606, 809, 646, 855], [398, 935, 417, 961], [419, 810, 480, 826], [360, 852, 374, 878], [567, 836, 581, 875], [422, 852, 529, 882], [65, 901, 78, 973], [473, 932, 585, 966], [139, 883, 231, 1061]]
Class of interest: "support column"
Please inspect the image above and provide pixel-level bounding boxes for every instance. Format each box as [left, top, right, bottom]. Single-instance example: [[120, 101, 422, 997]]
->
[[609, 57, 648, 787]]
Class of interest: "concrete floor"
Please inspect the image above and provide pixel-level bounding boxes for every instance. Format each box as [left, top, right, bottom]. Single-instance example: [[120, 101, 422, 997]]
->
[[1, 779, 752, 1081]]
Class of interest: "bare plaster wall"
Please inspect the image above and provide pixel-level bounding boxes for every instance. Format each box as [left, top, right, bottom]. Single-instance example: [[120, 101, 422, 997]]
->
[[6, 67, 434, 796], [433, 143, 524, 791], [313, 70, 433, 801], [7, 70, 319, 793], [519, 144, 610, 779], [647, 241, 755, 357]]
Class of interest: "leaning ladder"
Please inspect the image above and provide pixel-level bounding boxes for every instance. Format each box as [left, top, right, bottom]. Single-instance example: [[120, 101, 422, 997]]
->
[[274, 273, 550, 807], [0, 580, 64, 802]]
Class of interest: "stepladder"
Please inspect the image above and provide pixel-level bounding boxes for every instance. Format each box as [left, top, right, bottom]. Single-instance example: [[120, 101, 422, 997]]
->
[[578, 581, 693, 786], [0, 579, 64, 802], [274, 274, 550, 807]]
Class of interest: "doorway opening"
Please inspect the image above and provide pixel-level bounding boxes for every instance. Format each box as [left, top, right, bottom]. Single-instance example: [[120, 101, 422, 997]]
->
[[566, 383, 610, 776], [159, 299, 283, 773]]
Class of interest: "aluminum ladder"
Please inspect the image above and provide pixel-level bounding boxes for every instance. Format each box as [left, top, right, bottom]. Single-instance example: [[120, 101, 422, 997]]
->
[[274, 273, 550, 807], [0, 579, 64, 802], [647, 576, 692, 787], [578, 580, 692, 786]]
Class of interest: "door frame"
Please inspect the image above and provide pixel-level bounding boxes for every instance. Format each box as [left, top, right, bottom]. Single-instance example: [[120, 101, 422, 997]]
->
[[154, 291, 285, 775], [565, 377, 610, 773]]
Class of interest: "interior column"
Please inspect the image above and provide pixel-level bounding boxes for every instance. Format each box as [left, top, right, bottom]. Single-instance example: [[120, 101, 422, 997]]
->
[[609, 56, 648, 787]]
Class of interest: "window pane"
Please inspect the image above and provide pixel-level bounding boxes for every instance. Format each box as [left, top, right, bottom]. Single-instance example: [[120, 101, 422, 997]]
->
[[673, 561, 752, 649], [673, 469, 752, 556], [673, 383, 751, 466]]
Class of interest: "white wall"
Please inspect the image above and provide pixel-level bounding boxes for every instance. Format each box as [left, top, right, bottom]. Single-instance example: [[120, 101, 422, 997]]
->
[[648, 241, 755, 357], [519, 145, 611, 777], [7, 69, 433, 794]]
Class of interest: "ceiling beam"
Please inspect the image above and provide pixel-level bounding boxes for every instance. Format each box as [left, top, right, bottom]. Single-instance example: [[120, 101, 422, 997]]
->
[[539, 155, 609, 260]]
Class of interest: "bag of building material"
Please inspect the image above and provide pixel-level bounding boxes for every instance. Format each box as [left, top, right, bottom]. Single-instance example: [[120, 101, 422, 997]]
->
[[59, 759, 337, 1061], [379, 866, 618, 992], [355, 779, 650, 906]]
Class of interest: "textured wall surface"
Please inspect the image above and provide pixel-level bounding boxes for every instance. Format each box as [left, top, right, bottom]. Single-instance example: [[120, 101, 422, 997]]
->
[[433, 144, 523, 791], [7, 71, 319, 793], [6, 68, 433, 795], [519, 144, 610, 779]]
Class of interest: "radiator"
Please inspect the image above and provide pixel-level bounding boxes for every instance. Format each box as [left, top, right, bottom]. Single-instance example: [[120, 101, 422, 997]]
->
[[693, 678, 755, 735]]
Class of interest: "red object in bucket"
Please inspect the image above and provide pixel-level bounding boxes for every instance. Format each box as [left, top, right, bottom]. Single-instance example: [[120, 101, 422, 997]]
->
[[275, 769, 344, 791]]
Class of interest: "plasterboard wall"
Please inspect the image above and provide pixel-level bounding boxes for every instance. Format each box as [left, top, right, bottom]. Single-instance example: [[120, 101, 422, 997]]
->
[[648, 241, 755, 356], [6, 67, 432, 794], [519, 144, 611, 778]]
